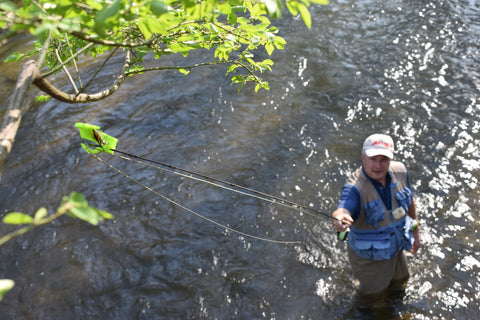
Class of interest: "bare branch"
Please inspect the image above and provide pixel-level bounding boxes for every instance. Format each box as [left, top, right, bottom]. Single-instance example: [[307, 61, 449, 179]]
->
[[33, 50, 131, 103], [79, 47, 119, 94], [125, 59, 237, 75], [55, 47, 79, 94], [0, 60, 37, 181], [65, 34, 84, 89]]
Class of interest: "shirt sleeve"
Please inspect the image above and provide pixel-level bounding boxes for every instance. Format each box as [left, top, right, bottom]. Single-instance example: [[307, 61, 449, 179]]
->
[[337, 184, 362, 221]]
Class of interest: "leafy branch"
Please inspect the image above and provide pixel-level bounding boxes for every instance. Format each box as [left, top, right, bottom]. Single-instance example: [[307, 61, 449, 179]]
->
[[0, 192, 114, 300], [1, 0, 328, 102], [0, 192, 112, 246]]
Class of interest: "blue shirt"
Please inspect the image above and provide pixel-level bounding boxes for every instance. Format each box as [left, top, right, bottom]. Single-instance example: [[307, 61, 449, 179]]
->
[[337, 167, 412, 221]]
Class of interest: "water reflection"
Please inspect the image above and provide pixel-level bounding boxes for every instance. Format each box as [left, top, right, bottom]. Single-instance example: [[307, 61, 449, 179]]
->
[[1, 0, 480, 319]]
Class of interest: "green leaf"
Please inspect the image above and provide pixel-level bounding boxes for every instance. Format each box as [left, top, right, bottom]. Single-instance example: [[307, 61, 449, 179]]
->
[[139, 16, 166, 40], [297, 3, 312, 28], [148, 0, 171, 16], [34, 207, 48, 224], [274, 35, 286, 50], [217, 2, 232, 15], [309, 0, 329, 4], [178, 68, 191, 76], [65, 192, 112, 225], [286, 0, 298, 15], [75, 123, 118, 154], [138, 18, 153, 40], [80, 143, 101, 155], [0, 1, 18, 12], [68, 192, 88, 206], [0, 279, 15, 301], [265, 42, 274, 55], [33, 20, 57, 44], [75, 123, 100, 143], [228, 11, 237, 25], [4, 52, 24, 63], [3, 212, 33, 225], [264, 0, 283, 19], [231, 6, 246, 12], [147, 17, 167, 34], [226, 64, 239, 75], [58, 18, 83, 33], [68, 206, 100, 225], [35, 95, 51, 102], [93, 0, 122, 37], [96, 209, 114, 220]]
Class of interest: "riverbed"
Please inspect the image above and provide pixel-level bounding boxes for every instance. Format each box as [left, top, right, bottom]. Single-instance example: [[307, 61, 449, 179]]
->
[[1, 0, 479, 319]]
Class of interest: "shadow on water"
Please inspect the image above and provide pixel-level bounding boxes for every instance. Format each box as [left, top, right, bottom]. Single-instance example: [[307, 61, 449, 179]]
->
[[1, 0, 480, 319]]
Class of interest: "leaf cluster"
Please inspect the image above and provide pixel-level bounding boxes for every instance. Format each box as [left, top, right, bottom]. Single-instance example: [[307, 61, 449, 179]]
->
[[0, 192, 113, 300], [1, 192, 113, 244], [1, 0, 327, 92]]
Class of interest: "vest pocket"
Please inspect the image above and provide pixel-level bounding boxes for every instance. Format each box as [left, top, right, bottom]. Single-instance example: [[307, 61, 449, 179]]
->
[[364, 199, 385, 227], [395, 188, 412, 211], [350, 236, 392, 260]]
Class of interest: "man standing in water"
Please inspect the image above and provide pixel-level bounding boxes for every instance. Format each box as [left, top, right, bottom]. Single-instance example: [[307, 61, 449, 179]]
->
[[332, 134, 421, 303]]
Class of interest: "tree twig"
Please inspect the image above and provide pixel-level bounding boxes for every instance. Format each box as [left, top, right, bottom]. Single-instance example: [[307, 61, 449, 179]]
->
[[79, 47, 119, 95], [55, 47, 79, 94], [65, 34, 83, 89]]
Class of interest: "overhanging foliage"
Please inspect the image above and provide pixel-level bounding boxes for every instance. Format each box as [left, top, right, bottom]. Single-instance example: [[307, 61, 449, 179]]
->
[[1, 0, 328, 96]]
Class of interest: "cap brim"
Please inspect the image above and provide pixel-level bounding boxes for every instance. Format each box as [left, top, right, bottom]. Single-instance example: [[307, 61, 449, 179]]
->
[[364, 148, 394, 159]]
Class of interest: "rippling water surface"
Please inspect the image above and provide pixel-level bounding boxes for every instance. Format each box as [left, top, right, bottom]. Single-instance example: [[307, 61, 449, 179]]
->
[[1, 0, 479, 319]]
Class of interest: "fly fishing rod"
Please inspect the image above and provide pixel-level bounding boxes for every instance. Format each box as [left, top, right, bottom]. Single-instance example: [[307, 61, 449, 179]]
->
[[75, 123, 350, 241], [111, 148, 351, 241]]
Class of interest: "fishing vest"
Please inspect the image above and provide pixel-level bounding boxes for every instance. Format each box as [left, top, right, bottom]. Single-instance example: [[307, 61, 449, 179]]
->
[[347, 161, 415, 261]]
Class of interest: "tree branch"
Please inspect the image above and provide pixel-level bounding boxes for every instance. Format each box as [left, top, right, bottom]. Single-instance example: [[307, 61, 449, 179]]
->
[[0, 60, 37, 181], [55, 47, 79, 94], [125, 59, 237, 75], [79, 47, 119, 94], [33, 50, 131, 103], [70, 31, 153, 48]]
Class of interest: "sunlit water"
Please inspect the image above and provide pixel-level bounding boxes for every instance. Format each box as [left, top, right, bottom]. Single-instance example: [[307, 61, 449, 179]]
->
[[1, 0, 479, 319]]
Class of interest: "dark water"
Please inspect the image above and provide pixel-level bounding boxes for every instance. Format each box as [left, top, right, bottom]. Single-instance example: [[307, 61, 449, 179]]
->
[[1, 0, 479, 319]]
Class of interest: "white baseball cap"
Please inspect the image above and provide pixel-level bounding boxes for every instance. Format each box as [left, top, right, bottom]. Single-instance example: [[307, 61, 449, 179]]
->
[[362, 134, 394, 159]]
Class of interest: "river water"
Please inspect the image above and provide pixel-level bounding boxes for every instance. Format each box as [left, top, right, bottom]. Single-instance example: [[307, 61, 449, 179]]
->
[[1, 0, 479, 319]]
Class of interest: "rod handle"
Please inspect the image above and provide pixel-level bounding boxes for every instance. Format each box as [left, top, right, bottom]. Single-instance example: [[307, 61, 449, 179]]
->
[[337, 230, 348, 241]]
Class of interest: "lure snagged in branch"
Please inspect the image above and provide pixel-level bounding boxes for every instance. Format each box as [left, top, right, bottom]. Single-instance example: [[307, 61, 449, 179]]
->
[[75, 123, 118, 154]]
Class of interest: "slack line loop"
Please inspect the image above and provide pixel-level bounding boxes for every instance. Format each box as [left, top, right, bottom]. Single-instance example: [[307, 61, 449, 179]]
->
[[90, 153, 301, 245], [75, 123, 341, 244]]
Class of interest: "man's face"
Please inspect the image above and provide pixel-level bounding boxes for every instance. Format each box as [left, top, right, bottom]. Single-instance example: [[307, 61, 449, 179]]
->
[[362, 154, 391, 183]]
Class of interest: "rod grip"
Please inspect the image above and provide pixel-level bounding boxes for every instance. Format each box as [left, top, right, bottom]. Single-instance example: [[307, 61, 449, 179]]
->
[[337, 230, 348, 241]]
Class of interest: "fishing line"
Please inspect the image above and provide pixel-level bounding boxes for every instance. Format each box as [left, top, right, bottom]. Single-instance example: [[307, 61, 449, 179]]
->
[[90, 152, 302, 245], [109, 147, 341, 223]]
